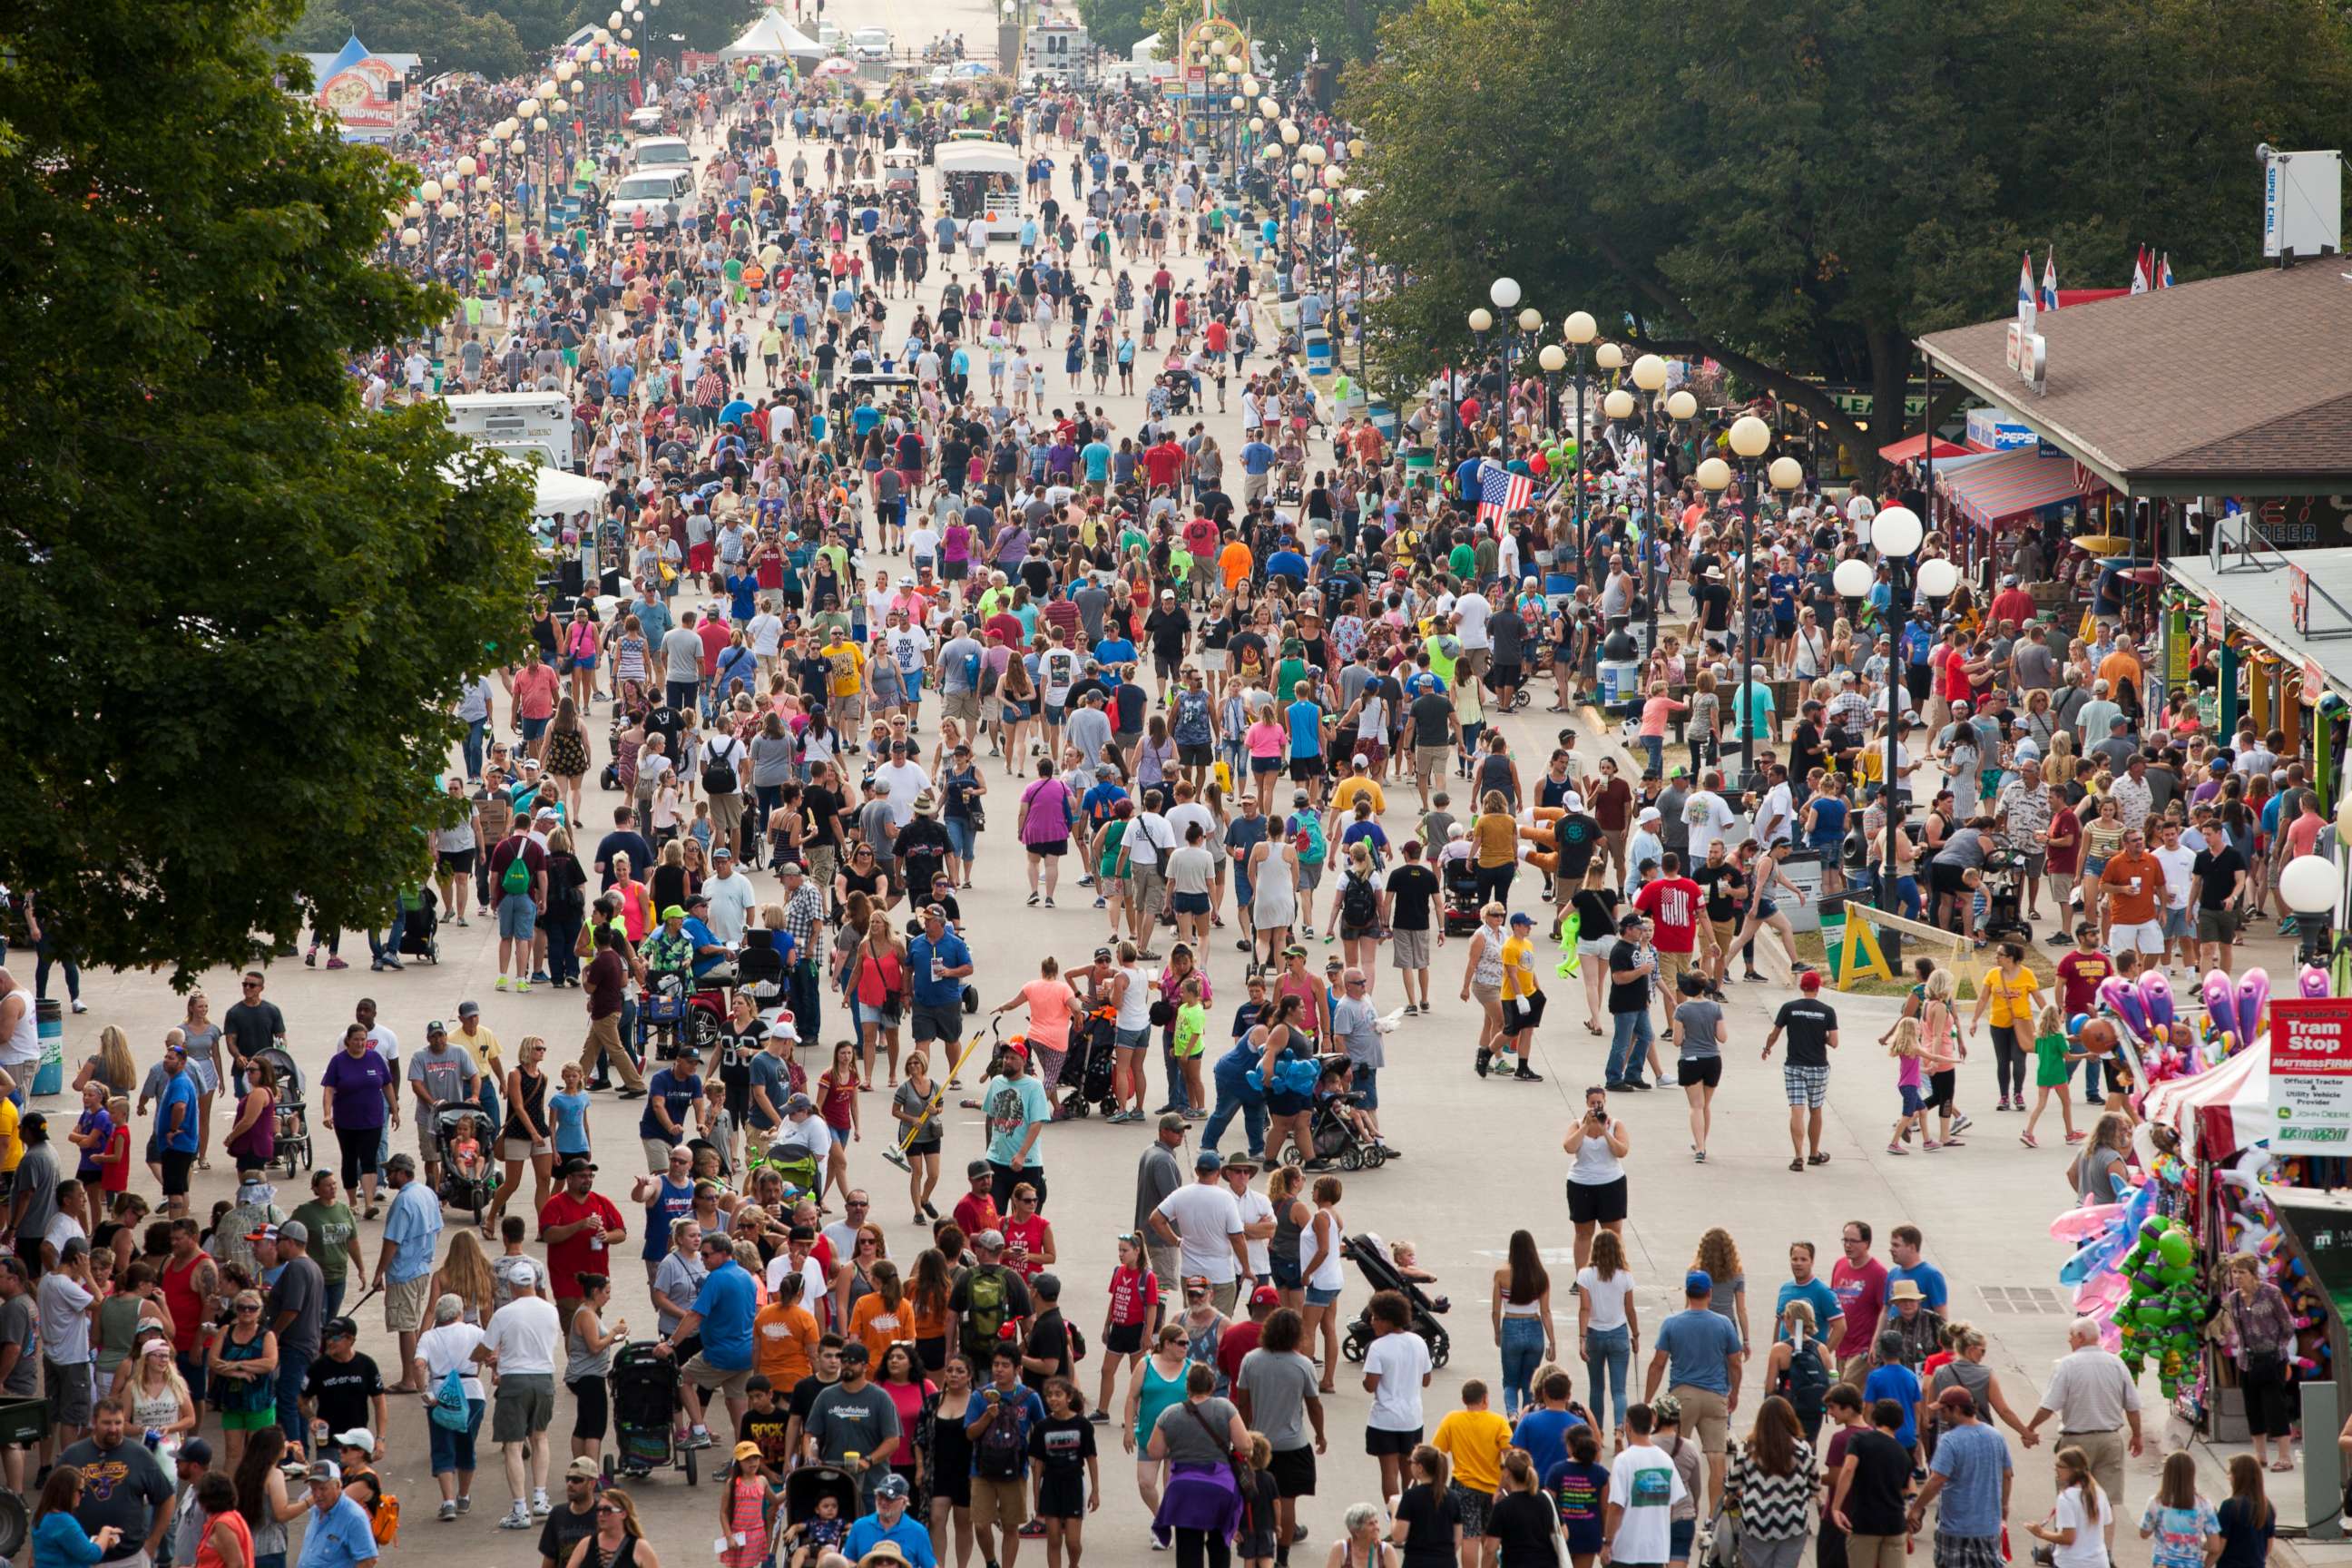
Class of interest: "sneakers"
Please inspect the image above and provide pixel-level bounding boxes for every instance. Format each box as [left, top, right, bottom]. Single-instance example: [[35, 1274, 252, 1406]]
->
[[1474, 1047, 1491, 1078], [532, 1489, 551, 1517], [325, 956, 349, 970], [515, 979, 532, 993], [498, 1505, 534, 1530], [437, 1501, 458, 1523], [495, 975, 512, 991], [456, 1495, 472, 1515], [680, 1426, 714, 1449], [1513, 1067, 1544, 1083]]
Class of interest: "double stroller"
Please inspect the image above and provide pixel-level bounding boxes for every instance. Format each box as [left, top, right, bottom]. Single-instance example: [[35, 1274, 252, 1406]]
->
[[1338, 1231, 1452, 1368]]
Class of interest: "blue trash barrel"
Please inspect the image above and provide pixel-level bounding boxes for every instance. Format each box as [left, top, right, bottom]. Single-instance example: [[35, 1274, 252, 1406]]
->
[[33, 997, 63, 1097]]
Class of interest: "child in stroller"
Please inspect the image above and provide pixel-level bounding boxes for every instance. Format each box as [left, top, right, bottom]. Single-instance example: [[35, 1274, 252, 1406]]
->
[[433, 1105, 497, 1221], [1338, 1230, 1451, 1367], [769, 1464, 857, 1568], [1287, 1057, 1386, 1171], [1439, 838, 1484, 937]]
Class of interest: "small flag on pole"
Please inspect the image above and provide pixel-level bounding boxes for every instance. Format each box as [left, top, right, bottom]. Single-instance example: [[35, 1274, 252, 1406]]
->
[[2159, 252, 2174, 289], [1476, 465, 1534, 535], [2130, 246, 2151, 295], [2040, 250, 2059, 312], [2017, 251, 2035, 319]]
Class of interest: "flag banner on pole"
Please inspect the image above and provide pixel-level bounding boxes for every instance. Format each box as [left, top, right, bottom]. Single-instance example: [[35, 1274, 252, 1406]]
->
[[2016, 251, 2035, 321], [2159, 252, 2174, 289], [2040, 250, 2059, 312], [1476, 466, 1533, 534], [2130, 246, 2151, 295]]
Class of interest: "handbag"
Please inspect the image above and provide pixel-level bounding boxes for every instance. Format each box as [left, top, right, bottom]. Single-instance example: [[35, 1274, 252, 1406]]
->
[[1181, 1397, 1250, 1494]]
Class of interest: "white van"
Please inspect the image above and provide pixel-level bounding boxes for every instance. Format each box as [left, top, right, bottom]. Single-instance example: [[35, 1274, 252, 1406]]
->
[[608, 167, 694, 236], [441, 392, 574, 470], [632, 135, 692, 170]]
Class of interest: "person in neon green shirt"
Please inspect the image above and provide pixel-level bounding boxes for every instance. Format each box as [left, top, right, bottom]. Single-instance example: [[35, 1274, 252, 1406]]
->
[[1424, 631, 1460, 688]]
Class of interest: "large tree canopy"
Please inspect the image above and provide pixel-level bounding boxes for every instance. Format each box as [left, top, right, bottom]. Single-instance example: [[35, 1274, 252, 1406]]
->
[[1138, 0, 1414, 70], [0, 0, 539, 979], [1344, 0, 2352, 475]]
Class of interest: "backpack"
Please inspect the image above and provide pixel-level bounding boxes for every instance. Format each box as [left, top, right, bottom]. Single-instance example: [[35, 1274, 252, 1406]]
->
[[1773, 1337, 1830, 1420], [499, 848, 533, 897], [1067, 1320, 1088, 1364], [702, 736, 740, 795], [974, 1389, 1027, 1478], [1292, 813, 1328, 867], [963, 1265, 1011, 1347], [370, 1491, 401, 1547], [1340, 873, 1378, 931]]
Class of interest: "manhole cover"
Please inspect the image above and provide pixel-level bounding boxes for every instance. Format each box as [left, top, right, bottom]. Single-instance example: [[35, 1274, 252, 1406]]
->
[[1978, 1286, 2067, 1314]]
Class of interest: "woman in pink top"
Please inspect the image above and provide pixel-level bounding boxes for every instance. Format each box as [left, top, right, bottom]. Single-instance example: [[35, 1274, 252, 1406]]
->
[[993, 956, 1083, 1092], [1637, 681, 1688, 780], [1245, 705, 1288, 812]]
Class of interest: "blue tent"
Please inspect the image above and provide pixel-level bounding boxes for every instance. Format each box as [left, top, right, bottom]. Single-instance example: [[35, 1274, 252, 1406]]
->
[[317, 34, 372, 78]]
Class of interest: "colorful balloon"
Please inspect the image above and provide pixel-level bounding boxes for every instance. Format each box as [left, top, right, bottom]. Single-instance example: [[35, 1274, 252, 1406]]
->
[[2098, 975, 2151, 1043], [2137, 969, 2175, 1030], [2238, 968, 2272, 1040], [2203, 970, 2240, 1039]]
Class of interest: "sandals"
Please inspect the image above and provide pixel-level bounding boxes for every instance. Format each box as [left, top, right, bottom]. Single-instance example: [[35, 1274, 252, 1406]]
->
[[1807, 1152, 1830, 1165], [1788, 1158, 1805, 1172]]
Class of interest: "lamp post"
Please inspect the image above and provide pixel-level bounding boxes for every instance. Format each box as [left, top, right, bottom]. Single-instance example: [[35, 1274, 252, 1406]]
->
[[1717, 414, 1787, 782], [1489, 278, 1521, 438], [1629, 354, 1669, 654], [1861, 504, 1923, 952], [1538, 343, 1566, 460], [1465, 306, 1493, 466], [2281, 855, 2342, 968]]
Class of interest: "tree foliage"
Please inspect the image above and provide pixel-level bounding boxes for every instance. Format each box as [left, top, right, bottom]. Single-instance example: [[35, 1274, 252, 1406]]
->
[[286, 0, 529, 76], [1345, 0, 2352, 475], [1075, 0, 1153, 59], [1139, 0, 1413, 71], [0, 0, 540, 980]]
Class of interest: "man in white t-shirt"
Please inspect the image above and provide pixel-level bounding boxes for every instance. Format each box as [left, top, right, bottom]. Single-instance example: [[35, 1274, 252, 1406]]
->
[[1147, 1152, 1247, 1310], [1360, 1289, 1434, 1501], [2151, 821, 2199, 971], [476, 1277, 563, 1529], [1682, 774, 1739, 865], [1452, 592, 1493, 681], [1219, 1156, 1277, 1282], [1605, 1403, 1689, 1568]]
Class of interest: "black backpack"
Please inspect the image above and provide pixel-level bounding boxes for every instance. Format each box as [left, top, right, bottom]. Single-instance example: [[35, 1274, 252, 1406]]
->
[[1340, 872, 1378, 931], [1773, 1337, 1830, 1420]]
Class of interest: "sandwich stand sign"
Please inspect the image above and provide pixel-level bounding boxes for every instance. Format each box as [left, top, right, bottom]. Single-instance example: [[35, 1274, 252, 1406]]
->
[[2270, 997, 2352, 1146]]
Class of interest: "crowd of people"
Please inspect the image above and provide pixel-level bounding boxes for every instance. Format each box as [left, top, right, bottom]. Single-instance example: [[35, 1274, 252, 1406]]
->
[[0, 19, 2329, 1568]]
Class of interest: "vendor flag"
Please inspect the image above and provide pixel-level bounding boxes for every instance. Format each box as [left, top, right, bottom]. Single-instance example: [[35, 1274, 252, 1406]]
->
[[1477, 465, 1533, 534], [2040, 251, 2059, 312], [2017, 251, 2034, 318], [2130, 246, 2151, 294], [2159, 253, 2175, 289]]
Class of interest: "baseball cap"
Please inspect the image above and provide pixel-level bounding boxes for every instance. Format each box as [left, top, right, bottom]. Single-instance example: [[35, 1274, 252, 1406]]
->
[[307, 1460, 341, 1483], [560, 1156, 597, 1175], [457, 1000, 480, 1017], [966, 1159, 992, 1180], [1156, 1112, 1187, 1134], [277, 1220, 309, 1246], [333, 1428, 375, 1453], [1684, 1269, 1714, 1296], [246, 1223, 280, 1243], [1195, 1150, 1223, 1171], [733, 1439, 763, 1462], [180, 1438, 214, 1467], [975, 1229, 1006, 1251], [565, 1455, 601, 1479], [874, 1473, 912, 1501], [1936, 1386, 1977, 1415], [1250, 1285, 1281, 1307], [1508, 912, 1534, 926], [1799, 971, 1822, 992], [661, 904, 687, 921]]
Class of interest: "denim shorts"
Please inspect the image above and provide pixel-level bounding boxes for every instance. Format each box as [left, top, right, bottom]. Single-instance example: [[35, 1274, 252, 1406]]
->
[[1115, 1024, 1149, 1051], [498, 892, 538, 940], [1305, 1283, 1341, 1307], [1351, 1066, 1377, 1109]]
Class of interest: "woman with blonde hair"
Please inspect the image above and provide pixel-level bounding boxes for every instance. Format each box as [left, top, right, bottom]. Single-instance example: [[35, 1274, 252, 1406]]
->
[[430, 1230, 496, 1325], [75, 1026, 137, 1099], [609, 852, 652, 945]]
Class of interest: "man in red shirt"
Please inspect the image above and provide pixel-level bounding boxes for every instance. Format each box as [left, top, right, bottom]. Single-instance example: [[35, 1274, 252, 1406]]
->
[[1142, 436, 1186, 493], [539, 1158, 627, 1327], [1989, 573, 2036, 627], [1633, 852, 1717, 1004], [2054, 924, 2113, 1106], [951, 1158, 1002, 1243]]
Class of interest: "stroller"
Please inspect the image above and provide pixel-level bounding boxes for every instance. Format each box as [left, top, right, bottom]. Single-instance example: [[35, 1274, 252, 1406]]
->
[[768, 1464, 859, 1568], [249, 1047, 314, 1178], [431, 1102, 500, 1225], [1054, 1004, 1120, 1119], [397, 886, 441, 965], [1282, 1064, 1387, 1172], [1439, 854, 1484, 936], [607, 1342, 700, 1485], [1337, 1231, 1451, 1368]]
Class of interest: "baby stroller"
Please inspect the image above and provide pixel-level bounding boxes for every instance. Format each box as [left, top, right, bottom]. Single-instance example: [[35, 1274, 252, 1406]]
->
[[250, 1047, 313, 1177], [1284, 1069, 1387, 1172], [1055, 1003, 1120, 1119], [767, 1464, 858, 1568], [1439, 855, 1484, 936], [1338, 1231, 1451, 1368], [397, 886, 440, 965], [431, 1102, 500, 1225], [607, 1342, 700, 1485]]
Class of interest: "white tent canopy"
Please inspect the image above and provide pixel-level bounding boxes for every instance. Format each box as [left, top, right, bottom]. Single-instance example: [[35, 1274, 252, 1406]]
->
[[533, 467, 607, 517], [720, 13, 828, 59]]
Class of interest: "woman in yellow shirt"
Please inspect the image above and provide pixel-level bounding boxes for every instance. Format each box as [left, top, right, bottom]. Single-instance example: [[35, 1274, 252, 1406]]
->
[[1966, 941, 2042, 1115]]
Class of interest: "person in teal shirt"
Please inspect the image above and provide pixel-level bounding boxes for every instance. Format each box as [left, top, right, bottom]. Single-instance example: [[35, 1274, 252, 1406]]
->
[[1081, 438, 1112, 484]]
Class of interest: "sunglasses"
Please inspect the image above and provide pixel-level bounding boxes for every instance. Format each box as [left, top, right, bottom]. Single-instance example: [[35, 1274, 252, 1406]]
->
[[598, 1504, 625, 1515]]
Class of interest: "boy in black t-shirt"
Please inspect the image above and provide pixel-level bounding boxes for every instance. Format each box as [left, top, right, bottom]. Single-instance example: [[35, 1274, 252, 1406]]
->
[[1763, 972, 1840, 1171]]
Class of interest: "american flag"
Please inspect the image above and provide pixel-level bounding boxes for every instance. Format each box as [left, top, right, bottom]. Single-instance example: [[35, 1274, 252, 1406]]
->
[[1476, 466, 1533, 534]]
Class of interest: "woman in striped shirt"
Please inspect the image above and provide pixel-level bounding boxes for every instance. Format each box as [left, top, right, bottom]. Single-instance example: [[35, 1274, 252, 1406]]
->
[[1724, 1395, 1818, 1568]]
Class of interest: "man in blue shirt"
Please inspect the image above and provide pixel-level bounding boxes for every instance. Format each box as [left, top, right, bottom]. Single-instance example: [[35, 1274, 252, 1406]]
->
[[298, 1460, 380, 1568], [1861, 1329, 1924, 1452], [1240, 437, 1277, 501], [370, 1153, 440, 1375], [156, 1044, 202, 1204], [668, 1233, 758, 1447], [845, 1474, 937, 1566], [1643, 1270, 1746, 1509], [1265, 542, 1308, 585], [1907, 1387, 2012, 1553], [1886, 1225, 1949, 1313], [639, 1045, 709, 1169], [907, 906, 975, 1065], [1772, 1240, 1846, 1347]]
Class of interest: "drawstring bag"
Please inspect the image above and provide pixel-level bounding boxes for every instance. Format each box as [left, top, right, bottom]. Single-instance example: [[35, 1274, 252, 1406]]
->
[[429, 1367, 472, 1432]]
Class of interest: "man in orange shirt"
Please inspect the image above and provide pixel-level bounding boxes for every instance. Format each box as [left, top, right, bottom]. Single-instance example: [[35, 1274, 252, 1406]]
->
[[2095, 632, 2145, 706], [1219, 533, 1253, 592], [2098, 827, 2166, 956]]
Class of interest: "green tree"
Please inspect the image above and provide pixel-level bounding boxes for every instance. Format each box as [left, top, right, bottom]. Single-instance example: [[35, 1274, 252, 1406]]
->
[[285, 0, 529, 75], [0, 0, 539, 980], [1346, 0, 2352, 478], [1139, 0, 1411, 69], [1075, 0, 1152, 58]]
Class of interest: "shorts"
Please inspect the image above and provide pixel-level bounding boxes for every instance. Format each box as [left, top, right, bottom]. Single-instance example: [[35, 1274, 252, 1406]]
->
[[1416, 746, 1452, 778], [498, 892, 539, 940], [2197, 906, 2239, 942], [1105, 1320, 1145, 1357], [971, 1475, 1030, 1532], [1306, 1283, 1342, 1308], [569, 1375, 609, 1440], [1037, 1469, 1087, 1519], [1448, 1483, 1492, 1537], [501, 1134, 554, 1161], [386, 1273, 434, 1335], [1268, 1443, 1317, 1498], [1364, 1426, 1422, 1457], [161, 1149, 196, 1197], [1289, 757, 1323, 781], [2109, 918, 2164, 956], [219, 1405, 277, 1432], [1676, 1056, 1722, 1089], [1783, 1063, 1831, 1108], [1671, 1384, 1730, 1454], [681, 1352, 753, 1402], [43, 1359, 92, 1429], [1390, 928, 1430, 969], [911, 1002, 965, 1046], [1899, 1083, 1926, 1115], [1565, 1175, 1628, 1226], [1502, 991, 1546, 1034], [438, 848, 478, 874], [1250, 756, 1283, 776], [2162, 905, 2192, 940], [491, 1372, 555, 1442], [1026, 838, 1068, 858], [1178, 743, 1214, 767]]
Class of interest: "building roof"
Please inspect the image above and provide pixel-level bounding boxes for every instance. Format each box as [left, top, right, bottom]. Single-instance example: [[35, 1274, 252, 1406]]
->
[[1916, 263, 2352, 497], [2163, 542, 2352, 698]]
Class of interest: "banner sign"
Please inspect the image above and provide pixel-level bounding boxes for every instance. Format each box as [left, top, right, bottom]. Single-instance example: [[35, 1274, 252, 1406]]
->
[[2271, 997, 2352, 1147]]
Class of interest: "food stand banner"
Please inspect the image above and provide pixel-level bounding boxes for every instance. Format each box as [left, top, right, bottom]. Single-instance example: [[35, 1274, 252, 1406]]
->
[[2269, 997, 2352, 1147]]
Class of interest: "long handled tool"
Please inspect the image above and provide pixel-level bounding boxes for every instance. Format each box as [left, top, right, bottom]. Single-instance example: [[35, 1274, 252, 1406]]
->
[[882, 1019, 999, 1171]]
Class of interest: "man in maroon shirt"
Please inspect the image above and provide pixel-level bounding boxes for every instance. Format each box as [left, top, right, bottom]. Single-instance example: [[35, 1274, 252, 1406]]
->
[[1633, 853, 1718, 1007]]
